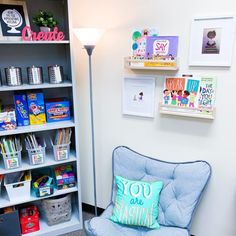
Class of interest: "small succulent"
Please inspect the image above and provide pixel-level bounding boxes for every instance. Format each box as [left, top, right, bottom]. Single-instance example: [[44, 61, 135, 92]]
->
[[33, 10, 58, 28]]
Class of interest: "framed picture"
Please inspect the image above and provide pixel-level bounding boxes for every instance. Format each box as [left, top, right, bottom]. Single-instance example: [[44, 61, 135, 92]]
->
[[122, 77, 156, 118], [0, 0, 30, 40], [189, 16, 236, 66]]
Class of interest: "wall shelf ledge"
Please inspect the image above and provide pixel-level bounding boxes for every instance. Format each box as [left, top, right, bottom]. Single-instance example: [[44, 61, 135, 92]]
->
[[159, 103, 215, 119]]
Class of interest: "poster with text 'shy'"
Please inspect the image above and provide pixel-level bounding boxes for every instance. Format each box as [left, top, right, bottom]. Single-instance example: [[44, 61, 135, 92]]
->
[[198, 77, 217, 110]]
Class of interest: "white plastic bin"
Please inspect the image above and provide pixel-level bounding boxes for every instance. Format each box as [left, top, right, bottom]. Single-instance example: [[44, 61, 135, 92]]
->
[[1, 148, 22, 170], [26, 142, 46, 165], [52, 142, 70, 161], [4, 171, 31, 202]]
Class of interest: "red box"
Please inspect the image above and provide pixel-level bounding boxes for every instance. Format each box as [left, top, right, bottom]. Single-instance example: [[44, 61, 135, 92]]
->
[[20, 205, 40, 234]]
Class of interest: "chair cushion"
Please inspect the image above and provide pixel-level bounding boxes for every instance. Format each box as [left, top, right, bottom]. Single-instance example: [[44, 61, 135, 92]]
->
[[111, 146, 211, 229], [110, 176, 163, 229], [85, 205, 189, 236]]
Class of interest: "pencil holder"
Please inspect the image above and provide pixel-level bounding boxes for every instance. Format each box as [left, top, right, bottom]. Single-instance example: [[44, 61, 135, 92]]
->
[[25, 139, 46, 165], [1, 148, 22, 170], [51, 140, 70, 161]]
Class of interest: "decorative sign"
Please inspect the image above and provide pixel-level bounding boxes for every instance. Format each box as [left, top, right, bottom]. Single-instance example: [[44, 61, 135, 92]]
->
[[0, 1, 30, 39], [22, 26, 65, 41]]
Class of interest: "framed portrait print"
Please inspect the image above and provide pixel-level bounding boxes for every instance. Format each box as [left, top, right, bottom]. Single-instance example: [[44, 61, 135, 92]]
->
[[0, 0, 30, 40], [122, 77, 156, 118], [189, 16, 236, 67]]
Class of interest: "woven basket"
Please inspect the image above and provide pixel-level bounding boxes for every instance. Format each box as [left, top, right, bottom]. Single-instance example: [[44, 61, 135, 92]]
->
[[42, 194, 72, 225]]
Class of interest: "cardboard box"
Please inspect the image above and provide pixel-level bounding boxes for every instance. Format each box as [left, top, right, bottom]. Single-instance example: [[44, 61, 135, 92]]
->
[[27, 92, 46, 125], [45, 98, 70, 122], [20, 206, 40, 234], [0, 106, 17, 131], [14, 94, 30, 126]]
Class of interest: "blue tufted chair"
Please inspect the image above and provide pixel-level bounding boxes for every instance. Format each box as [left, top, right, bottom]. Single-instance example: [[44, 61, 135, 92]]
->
[[85, 146, 211, 236]]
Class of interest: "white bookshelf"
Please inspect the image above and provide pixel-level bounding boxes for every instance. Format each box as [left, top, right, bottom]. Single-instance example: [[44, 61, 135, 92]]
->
[[0, 0, 83, 235]]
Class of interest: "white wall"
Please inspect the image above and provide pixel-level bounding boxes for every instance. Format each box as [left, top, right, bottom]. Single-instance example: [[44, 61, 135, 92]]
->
[[70, 1, 236, 235]]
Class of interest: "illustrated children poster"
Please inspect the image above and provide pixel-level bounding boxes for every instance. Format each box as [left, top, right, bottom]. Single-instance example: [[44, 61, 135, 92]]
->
[[123, 77, 155, 118], [131, 28, 158, 59], [145, 36, 179, 59], [162, 76, 216, 112]]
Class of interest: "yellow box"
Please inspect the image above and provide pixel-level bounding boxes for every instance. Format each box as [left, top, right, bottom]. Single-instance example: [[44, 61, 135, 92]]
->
[[27, 93, 46, 125]]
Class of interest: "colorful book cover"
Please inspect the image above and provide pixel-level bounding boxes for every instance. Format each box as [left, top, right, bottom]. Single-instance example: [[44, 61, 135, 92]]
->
[[198, 77, 217, 110], [163, 77, 202, 109], [145, 36, 178, 59], [131, 28, 158, 59], [163, 77, 185, 106], [162, 76, 216, 113]]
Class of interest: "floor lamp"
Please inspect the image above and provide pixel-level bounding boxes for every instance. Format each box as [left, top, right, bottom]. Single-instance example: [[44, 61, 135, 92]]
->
[[74, 28, 104, 216]]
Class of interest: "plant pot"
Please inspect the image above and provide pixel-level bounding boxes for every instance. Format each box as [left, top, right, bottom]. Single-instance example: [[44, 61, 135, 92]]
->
[[40, 27, 51, 32]]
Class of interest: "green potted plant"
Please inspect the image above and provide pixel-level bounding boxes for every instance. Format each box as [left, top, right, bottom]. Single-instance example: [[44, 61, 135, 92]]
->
[[33, 10, 58, 32]]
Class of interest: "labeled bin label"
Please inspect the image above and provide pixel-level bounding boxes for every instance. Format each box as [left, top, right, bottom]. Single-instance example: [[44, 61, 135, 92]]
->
[[32, 154, 43, 165], [56, 149, 68, 160], [39, 187, 51, 197], [6, 158, 19, 169]]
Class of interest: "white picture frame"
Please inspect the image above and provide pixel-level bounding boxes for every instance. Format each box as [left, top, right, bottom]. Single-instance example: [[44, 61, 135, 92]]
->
[[188, 16, 236, 67], [0, 0, 30, 40], [122, 77, 156, 118]]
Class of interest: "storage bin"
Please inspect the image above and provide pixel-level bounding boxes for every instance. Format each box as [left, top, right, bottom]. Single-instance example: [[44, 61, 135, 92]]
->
[[32, 168, 54, 197], [0, 210, 21, 236], [1, 148, 22, 170], [26, 140, 46, 165], [52, 142, 70, 161], [42, 194, 72, 226], [20, 205, 40, 234], [4, 171, 31, 202]]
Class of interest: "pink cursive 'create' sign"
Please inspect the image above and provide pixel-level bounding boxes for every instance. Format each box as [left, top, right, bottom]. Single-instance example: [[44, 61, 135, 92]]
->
[[22, 26, 65, 41]]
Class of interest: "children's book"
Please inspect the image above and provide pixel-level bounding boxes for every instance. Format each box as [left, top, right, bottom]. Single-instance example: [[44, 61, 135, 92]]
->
[[162, 76, 216, 114], [131, 28, 158, 59], [198, 77, 217, 110], [145, 36, 178, 60]]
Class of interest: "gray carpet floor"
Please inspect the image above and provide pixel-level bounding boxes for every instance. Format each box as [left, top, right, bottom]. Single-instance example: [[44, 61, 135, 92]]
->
[[61, 211, 94, 236]]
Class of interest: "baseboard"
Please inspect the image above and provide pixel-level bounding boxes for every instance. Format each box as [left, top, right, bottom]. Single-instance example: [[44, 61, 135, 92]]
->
[[82, 202, 105, 216]]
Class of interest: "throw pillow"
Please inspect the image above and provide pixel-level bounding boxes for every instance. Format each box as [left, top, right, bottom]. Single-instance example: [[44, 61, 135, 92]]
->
[[110, 175, 163, 229]]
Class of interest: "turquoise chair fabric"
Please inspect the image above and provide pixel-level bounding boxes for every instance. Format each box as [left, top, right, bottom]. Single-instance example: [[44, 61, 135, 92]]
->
[[85, 146, 211, 236]]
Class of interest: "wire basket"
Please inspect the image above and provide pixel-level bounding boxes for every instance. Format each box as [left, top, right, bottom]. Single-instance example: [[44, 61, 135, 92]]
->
[[41, 194, 72, 226]]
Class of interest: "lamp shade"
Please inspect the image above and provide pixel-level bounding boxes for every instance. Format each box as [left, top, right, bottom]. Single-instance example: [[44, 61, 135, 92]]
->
[[73, 28, 104, 46]]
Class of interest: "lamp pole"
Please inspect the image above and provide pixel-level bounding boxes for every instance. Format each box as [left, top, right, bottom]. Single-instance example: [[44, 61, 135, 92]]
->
[[84, 45, 97, 217], [74, 28, 104, 217]]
